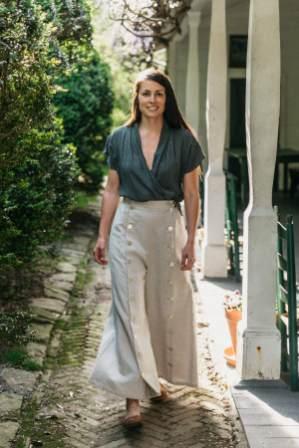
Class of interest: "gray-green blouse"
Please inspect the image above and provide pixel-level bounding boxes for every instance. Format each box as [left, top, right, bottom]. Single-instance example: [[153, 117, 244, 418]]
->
[[104, 121, 205, 202]]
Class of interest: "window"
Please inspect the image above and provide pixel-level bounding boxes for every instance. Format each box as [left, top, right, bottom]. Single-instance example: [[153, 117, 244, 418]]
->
[[229, 35, 248, 69]]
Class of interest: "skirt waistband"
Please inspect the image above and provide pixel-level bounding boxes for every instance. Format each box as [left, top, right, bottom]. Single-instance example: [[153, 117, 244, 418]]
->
[[121, 197, 183, 215]]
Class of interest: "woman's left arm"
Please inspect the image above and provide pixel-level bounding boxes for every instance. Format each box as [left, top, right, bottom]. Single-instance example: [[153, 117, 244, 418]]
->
[[181, 166, 202, 271]]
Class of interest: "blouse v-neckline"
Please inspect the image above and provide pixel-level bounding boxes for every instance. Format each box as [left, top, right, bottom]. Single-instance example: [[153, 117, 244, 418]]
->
[[135, 122, 166, 174]]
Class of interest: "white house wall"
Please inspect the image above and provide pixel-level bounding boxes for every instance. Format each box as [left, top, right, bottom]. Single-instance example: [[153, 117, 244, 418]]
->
[[171, 36, 189, 117], [197, 27, 209, 152]]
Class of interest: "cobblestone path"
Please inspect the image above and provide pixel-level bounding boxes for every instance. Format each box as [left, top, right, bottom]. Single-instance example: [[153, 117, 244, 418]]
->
[[15, 235, 247, 448]]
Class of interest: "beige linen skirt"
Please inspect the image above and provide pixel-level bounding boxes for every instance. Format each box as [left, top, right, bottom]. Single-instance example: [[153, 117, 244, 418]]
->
[[89, 198, 199, 399]]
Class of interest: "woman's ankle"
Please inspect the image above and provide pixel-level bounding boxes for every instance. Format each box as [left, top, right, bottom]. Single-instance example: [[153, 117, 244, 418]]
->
[[126, 398, 140, 414], [126, 398, 140, 407]]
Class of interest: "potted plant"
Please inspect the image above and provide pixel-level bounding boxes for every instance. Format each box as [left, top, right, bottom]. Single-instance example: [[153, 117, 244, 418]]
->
[[223, 290, 242, 367]]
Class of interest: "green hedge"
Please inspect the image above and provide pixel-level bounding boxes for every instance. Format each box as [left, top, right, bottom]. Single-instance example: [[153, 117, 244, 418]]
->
[[0, 1, 78, 268], [0, 1, 114, 270], [0, 120, 78, 266], [54, 47, 114, 188]]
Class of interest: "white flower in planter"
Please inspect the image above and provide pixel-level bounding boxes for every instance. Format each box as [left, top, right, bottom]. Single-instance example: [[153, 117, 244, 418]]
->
[[223, 290, 242, 311]]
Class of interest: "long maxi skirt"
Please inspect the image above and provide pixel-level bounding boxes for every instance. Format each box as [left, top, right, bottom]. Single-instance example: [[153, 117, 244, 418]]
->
[[89, 198, 199, 399]]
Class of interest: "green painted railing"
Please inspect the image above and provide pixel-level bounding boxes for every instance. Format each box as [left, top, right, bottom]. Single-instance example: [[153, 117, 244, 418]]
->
[[276, 208, 299, 391], [225, 172, 241, 281]]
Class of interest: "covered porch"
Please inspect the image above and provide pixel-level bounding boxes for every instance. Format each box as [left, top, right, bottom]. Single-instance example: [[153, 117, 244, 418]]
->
[[195, 194, 299, 448], [196, 195, 299, 383], [168, 0, 299, 383]]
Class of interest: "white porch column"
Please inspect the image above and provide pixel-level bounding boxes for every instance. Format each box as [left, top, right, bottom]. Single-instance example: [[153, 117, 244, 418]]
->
[[185, 10, 201, 136], [237, 0, 281, 379], [202, 0, 227, 278], [168, 39, 177, 90]]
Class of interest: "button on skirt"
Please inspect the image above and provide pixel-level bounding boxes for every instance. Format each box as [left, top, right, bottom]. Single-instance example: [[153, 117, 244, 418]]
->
[[89, 198, 199, 399]]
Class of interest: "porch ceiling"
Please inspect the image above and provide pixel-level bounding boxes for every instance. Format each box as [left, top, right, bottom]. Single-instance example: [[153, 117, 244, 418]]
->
[[173, 0, 247, 40], [192, 0, 299, 16], [191, 0, 247, 16]]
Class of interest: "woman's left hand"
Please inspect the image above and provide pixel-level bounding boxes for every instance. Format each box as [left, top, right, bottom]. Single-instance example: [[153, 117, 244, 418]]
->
[[181, 241, 195, 271]]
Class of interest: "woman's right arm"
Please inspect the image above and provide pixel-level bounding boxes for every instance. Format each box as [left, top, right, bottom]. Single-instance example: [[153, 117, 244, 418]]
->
[[93, 169, 120, 265]]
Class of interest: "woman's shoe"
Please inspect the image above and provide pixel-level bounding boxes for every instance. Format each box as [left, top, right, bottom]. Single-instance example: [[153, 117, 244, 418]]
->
[[122, 414, 143, 429], [151, 384, 169, 402], [123, 399, 142, 429]]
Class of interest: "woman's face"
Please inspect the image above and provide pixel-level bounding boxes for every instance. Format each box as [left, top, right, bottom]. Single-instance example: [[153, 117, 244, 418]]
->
[[137, 80, 166, 120]]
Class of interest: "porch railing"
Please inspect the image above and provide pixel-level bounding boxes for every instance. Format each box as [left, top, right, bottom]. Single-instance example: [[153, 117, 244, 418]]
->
[[276, 208, 299, 391], [225, 172, 241, 281]]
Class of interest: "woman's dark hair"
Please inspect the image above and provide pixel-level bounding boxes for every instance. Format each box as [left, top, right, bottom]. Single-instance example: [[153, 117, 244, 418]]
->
[[126, 69, 190, 130]]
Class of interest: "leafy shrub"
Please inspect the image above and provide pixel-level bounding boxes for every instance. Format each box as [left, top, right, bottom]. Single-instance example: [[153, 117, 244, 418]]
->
[[0, 2, 78, 268], [54, 47, 114, 188], [0, 303, 42, 371], [0, 120, 78, 266], [37, 1, 113, 189], [0, 1, 52, 161], [1, 349, 41, 371], [0, 307, 34, 347], [38, 0, 92, 46], [0, 0, 114, 271]]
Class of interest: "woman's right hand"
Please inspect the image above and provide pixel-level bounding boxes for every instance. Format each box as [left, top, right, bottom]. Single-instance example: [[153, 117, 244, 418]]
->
[[93, 237, 108, 265]]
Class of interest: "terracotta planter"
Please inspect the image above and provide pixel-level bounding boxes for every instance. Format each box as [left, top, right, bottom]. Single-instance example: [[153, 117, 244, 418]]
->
[[224, 309, 242, 367]]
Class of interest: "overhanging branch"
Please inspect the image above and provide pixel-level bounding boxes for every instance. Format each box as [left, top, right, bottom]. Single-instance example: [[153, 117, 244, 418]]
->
[[108, 0, 190, 41]]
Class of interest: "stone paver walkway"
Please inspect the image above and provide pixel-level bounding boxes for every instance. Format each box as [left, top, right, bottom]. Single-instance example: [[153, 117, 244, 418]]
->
[[1, 208, 248, 448]]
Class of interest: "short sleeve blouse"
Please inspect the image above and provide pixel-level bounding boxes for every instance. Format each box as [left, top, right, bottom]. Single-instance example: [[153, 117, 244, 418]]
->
[[104, 121, 205, 202]]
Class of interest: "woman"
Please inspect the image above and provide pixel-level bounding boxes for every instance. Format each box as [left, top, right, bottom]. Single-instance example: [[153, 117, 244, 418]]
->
[[90, 69, 204, 428]]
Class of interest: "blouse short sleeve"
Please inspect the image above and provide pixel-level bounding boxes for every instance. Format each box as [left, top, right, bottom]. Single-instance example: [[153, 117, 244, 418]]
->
[[181, 131, 205, 175], [104, 134, 118, 171]]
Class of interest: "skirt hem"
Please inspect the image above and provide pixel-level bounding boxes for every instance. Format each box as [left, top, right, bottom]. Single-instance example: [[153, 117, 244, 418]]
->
[[89, 376, 199, 400]]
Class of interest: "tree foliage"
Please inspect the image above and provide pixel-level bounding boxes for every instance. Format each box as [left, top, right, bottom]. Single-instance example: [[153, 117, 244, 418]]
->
[[39, 0, 92, 44], [91, 3, 135, 128], [0, 1, 52, 163], [39, 0, 114, 188], [0, 0, 114, 269], [54, 47, 113, 187], [0, 120, 78, 266]]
